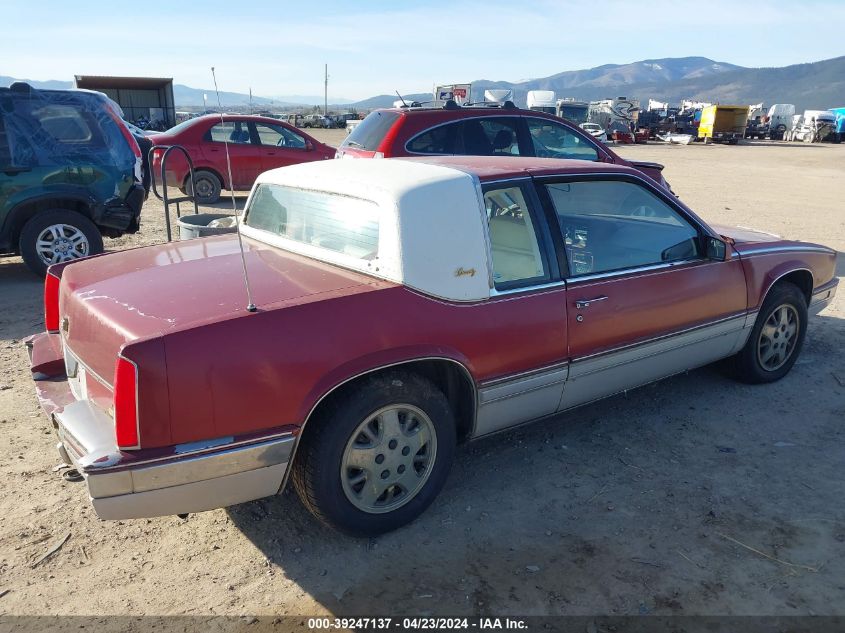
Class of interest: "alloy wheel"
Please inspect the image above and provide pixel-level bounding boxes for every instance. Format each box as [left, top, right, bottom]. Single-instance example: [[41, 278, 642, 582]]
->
[[36, 223, 90, 265], [340, 404, 437, 514], [757, 304, 800, 371]]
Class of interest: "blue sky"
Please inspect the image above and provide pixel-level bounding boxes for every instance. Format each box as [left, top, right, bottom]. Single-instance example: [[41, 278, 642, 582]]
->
[[3, 0, 844, 100]]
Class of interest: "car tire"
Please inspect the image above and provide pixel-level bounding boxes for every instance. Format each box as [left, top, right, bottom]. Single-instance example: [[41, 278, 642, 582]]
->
[[186, 170, 222, 204], [19, 209, 104, 276], [731, 282, 808, 384], [292, 370, 456, 536]]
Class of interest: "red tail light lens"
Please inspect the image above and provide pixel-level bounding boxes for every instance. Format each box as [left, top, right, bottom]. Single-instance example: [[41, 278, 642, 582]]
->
[[44, 272, 61, 332], [114, 356, 140, 449]]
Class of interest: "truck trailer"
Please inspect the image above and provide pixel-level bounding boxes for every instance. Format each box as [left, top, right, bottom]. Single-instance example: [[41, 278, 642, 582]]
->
[[698, 105, 748, 144], [526, 90, 556, 114]]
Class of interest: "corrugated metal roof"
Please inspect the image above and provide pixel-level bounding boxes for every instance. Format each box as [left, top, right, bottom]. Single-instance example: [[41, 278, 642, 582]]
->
[[74, 76, 173, 89]]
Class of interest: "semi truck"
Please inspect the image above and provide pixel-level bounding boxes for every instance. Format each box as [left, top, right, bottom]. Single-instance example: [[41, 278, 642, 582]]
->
[[698, 105, 748, 144], [526, 90, 556, 114]]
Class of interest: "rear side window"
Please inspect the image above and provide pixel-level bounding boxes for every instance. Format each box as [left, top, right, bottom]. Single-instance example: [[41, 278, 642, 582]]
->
[[341, 110, 401, 151], [31, 105, 94, 143], [408, 117, 522, 156], [526, 119, 598, 161], [483, 183, 550, 288], [406, 122, 460, 154], [206, 121, 252, 144]]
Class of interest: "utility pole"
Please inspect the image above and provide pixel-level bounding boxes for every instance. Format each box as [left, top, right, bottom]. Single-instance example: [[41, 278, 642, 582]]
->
[[324, 64, 328, 116]]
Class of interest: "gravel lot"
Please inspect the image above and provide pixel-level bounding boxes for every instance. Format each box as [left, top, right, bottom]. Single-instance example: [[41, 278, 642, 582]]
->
[[1, 132, 843, 619]]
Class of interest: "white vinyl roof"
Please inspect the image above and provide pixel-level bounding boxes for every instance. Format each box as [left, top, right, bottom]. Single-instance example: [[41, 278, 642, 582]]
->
[[242, 159, 493, 302]]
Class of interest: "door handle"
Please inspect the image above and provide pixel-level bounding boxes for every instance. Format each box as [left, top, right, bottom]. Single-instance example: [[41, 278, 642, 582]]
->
[[575, 295, 608, 309]]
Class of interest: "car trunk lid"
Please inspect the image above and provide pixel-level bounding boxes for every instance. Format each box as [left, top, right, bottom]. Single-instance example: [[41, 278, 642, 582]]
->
[[58, 234, 390, 382]]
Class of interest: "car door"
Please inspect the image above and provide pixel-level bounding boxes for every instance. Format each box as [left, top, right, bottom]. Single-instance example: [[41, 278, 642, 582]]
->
[[202, 120, 259, 189], [252, 122, 312, 171], [473, 179, 569, 437], [536, 176, 749, 410]]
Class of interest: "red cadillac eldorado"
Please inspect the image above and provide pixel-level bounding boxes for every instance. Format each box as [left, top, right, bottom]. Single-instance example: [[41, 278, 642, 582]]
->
[[26, 156, 838, 535]]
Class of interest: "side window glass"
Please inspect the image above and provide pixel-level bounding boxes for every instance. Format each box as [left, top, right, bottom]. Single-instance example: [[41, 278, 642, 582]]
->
[[255, 123, 306, 148], [527, 119, 598, 161], [406, 122, 461, 154], [460, 118, 520, 156], [544, 180, 701, 276], [483, 184, 550, 288], [207, 121, 252, 144]]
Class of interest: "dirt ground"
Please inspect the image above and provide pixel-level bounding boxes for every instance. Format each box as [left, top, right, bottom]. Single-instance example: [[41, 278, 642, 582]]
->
[[1, 132, 843, 620]]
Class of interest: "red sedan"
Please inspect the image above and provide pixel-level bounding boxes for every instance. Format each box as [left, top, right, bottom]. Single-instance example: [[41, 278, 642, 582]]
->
[[149, 114, 334, 203], [26, 156, 838, 535]]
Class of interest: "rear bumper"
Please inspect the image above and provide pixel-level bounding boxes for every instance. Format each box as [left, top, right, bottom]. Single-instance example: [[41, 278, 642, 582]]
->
[[27, 333, 295, 520]]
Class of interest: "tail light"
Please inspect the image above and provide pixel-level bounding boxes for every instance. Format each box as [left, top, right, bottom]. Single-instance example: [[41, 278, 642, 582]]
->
[[44, 272, 61, 332], [104, 103, 143, 184], [114, 356, 140, 449]]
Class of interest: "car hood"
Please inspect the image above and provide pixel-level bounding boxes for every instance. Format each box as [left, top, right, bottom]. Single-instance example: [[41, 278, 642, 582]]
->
[[59, 234, 393, 380]]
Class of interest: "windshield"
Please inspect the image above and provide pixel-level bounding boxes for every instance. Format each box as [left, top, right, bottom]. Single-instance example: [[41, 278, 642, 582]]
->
[[340, 110, 401, 151], [245, 184, 380, 260]]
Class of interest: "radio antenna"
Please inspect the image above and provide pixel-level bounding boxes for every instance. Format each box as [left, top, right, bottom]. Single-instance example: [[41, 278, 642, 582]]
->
[[395, 90, 408, 107], [211, 66, 257, 313]]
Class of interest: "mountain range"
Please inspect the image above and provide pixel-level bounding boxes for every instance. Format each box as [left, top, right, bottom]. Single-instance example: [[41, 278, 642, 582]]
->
[[3, 55, 844, 112]]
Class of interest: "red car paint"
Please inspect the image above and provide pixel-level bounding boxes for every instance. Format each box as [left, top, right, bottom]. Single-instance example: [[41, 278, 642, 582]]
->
[[337, 106, 669, 189], [28, 157, 836, 463], [149, 115, 334, 192]]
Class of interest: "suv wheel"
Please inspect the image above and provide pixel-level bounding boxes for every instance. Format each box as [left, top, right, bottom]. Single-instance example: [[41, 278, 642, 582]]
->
[[19, 209, 104, 276]]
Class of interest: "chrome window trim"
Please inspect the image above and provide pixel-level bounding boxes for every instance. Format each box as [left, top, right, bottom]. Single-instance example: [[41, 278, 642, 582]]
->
[[490, 280, 567, 298], [564, 258, 704, 284], [739, 245, 835, 257], [480, 359, 570, 389]]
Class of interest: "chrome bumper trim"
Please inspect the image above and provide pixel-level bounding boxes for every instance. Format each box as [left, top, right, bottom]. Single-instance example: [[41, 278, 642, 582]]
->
[[54, 399, 295, 518], [810, 282, 837, 315]]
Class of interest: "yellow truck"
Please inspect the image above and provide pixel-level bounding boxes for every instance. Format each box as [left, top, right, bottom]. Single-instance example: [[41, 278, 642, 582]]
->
[[698, 105, 748, 144]]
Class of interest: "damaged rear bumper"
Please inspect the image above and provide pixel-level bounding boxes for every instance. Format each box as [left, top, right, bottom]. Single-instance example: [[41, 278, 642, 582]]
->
[[26, 332, 295, 520]]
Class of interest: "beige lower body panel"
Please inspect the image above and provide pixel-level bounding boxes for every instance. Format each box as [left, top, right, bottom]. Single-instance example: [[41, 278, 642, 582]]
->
[[91, 462, 289, 520], [561, 316, 749, 410]]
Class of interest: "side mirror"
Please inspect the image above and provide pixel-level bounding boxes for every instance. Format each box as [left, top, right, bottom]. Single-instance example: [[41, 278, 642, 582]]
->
[[305, 141, 314, 151], [705, 236, 729, 261]]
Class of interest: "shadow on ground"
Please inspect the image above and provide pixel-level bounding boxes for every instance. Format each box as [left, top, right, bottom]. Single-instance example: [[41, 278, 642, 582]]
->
[[228, 311, 845, 616]]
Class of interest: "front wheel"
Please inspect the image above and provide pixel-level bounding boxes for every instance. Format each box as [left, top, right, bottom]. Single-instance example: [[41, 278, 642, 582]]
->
[[292, 371, 456, 536], [731, 282, 808, 384], [19, 209, 104, 276]]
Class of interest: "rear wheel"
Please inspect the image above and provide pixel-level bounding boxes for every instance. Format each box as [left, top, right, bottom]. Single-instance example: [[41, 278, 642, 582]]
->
[[292, 371, 456, 536], [731, 282, 807, 384], [19, 209, 103, 276], [186, 170, 222, 204]]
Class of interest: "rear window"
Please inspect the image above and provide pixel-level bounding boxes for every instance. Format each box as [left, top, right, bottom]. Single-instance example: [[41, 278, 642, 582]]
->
[[341, 110, 401, 151], [246, 184, 380, 260]]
